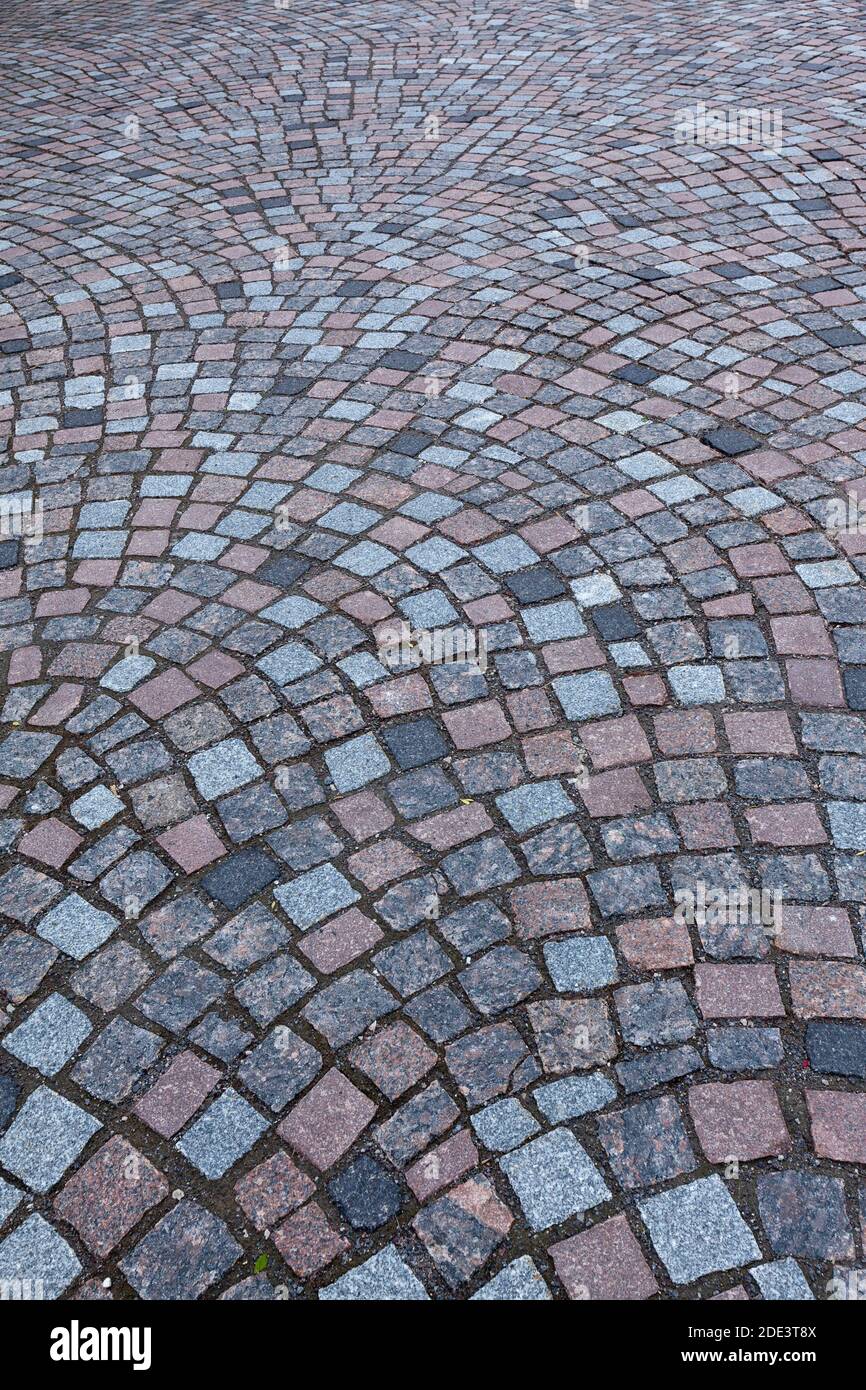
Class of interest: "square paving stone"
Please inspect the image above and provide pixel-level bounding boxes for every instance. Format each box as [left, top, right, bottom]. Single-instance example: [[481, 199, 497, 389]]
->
[[233, 953, 315, 1026], [3, 991, 91, 1076], [72, 1017, 164, 1103], [750, 1259, 814, 1301], [445, 1022, 534, 1106], [470, 1256, 552, 1301], [234, 1151, 315, 1230], [553, 671, 621, 720], [0, 867, 61, 926], [458, 945, 542, 1014], [0, 1213, 81, 1299], [805, 1021, 866, 1078], [177, 1089, 268, 1178], [324, 732, 391, 791], [550, 1213, 659, 1300], [702, 427, 757, 456], [274, 863, 359, 930], [528, 997, 618, 1072], [133, 1051, 220, 1138], [135, 957, 225, 1032], [0, 731, 60, 779], [37, 893, 117, 960], [668, 664, 726, 705], [203, 901, 288, 970], [495, 778, 574, 832], [349, 1021, 437, 1099], [438, 900, 510, 953], [532, 1072, 617, 1122], [470, 1098, 540, 1152], [407, 984, 474, 1044], [587, 864, 667, 916], [319, 1244, 429, 1300], [442, 835, 520, 894], [99, 850, 173, 913], [689, 1080, 791, 1162], [187, 738, 262, 800], [0, 930, 58, 1004], [707, 1027, 784, 1071], [807, 1090, 866, 1163], [201, 849, 281, 910], [544, 936, 618, 992], [757, 1172, 854, 1261], [509, 877, 592, 938], [375, 934, 453, 1000], [53, 1136, 168, 1257], [273, 1201, 347, 1278], [328, 1154, 404, 1231], [279, 1069, 376, 1170], [382, 717, 447, 769], [70, 784, 125, 829], [0, 1086, 100, 1193], [376, 874, 442, 930], [500, 1128, 610, 1231], [302, 970, 398, 1047], [375, 1081, 460, 1166], [615, 979, 698, 1046], [71, 939, 152, 1009], [413, 1175, 513, 1288], [638, 1176, 761, 1283], [597, 1094, 697, 1190], [238, 1027, 322, 1112], [121, 1199, 241, 1299]]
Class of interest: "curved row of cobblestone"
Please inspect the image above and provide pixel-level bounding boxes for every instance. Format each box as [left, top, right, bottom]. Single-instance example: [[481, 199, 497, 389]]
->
[[0, 0, 864, 1302]]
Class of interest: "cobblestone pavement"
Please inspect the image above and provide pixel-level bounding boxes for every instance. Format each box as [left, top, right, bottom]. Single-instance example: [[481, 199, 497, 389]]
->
[[0, 0, 865, 1303]]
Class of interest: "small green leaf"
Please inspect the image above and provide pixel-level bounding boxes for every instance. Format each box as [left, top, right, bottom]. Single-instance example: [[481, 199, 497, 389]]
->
[[254, 1253, 269, 1273]]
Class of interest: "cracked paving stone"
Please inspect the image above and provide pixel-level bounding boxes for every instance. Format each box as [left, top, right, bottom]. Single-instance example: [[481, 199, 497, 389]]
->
[[375, 1081, 460, 1166], [413, 1175, 513, 1288]]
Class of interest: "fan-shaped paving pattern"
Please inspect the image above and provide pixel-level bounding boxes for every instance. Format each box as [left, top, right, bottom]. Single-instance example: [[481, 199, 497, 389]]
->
[[0, 0, 865, 1302]]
